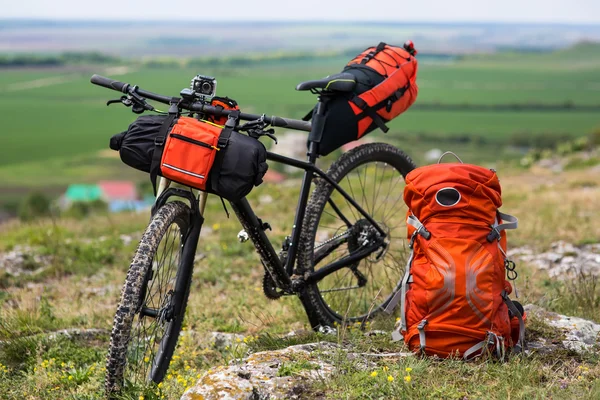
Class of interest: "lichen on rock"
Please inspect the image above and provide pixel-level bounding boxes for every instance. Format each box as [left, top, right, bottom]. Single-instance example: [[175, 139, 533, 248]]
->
[[181, 342, 336, 400]]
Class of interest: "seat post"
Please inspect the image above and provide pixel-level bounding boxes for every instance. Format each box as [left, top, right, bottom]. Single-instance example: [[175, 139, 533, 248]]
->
[[307, 97, 327, 154]]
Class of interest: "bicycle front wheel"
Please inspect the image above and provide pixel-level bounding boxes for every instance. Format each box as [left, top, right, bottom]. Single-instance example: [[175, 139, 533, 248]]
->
[[298, 143, 416, 328], [105, 201, 195, 396]]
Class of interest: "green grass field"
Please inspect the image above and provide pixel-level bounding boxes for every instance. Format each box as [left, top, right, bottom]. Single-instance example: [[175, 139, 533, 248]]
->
[[0, 46, 599, 206]]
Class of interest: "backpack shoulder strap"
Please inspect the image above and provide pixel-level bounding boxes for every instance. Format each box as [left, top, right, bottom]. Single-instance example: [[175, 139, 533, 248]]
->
[[487, 211, 518, 242]]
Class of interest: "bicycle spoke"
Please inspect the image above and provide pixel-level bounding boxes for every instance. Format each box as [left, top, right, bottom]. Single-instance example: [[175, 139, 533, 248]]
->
[[312, 149, 412, 322], [125, 221, 182, 386]]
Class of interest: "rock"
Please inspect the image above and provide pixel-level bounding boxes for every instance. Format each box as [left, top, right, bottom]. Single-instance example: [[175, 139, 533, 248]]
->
[[46, 328, 109, 341], [119, 234, 134, 246], [272, 132, 308, 173], [0, 245, 52, 276], [210, 332, 246, 350], [424, 148, 443, 163], [509, 241, 600, 278], [525, 304, 600, 354], [259, 195, 274, 205], [537, 158, 563, 173], [181, 342, 336, 400]]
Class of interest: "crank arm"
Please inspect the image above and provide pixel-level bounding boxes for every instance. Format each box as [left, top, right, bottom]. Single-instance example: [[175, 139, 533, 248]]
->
[[305, 241, 381, 284]]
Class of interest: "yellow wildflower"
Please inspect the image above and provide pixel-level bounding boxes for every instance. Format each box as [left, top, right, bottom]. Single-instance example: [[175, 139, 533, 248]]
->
[[144, 357, 150, 363], [387, 375, 394, 382], [139, 396, 145, 400], [404, 375, 412, 383], [382, 366, 389, 372], [68, 376, 73, 381], [405, 367, 413, 373], [370, 371, 378, 377]]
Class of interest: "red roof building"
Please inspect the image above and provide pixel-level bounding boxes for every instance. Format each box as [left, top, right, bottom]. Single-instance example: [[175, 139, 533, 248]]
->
[[98, 181, 138, 201]]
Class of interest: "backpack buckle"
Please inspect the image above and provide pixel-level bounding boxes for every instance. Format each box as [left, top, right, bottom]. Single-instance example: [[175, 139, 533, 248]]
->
[[487, 227, 501, 242], [217, 136, 229, 149], [154, 136, 165, 146]]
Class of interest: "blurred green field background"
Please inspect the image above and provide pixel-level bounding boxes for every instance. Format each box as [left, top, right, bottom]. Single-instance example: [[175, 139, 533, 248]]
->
[[0, 43, 599, 209]]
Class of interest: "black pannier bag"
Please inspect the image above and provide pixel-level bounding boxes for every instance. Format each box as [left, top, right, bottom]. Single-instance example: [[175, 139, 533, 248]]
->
[[317, 68, 385, 156], [110, 114, 268, 202]]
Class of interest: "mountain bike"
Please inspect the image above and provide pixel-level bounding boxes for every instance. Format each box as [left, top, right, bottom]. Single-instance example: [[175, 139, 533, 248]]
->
[[90, 72, 416, 396]]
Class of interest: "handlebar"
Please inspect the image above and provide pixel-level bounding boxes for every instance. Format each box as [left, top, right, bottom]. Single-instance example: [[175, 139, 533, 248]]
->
[[90, 74, 312, 132]]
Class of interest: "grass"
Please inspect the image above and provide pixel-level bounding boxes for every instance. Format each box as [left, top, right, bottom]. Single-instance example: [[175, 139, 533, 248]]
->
[[0, 162, 599, 398], [1, 48, 599, 209], [1, 50, 599, 169]]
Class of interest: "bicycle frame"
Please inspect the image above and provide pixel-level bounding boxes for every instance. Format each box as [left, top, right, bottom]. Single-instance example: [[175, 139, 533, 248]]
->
[[155, 107, 387, 295], [91, 72, 388, 295]]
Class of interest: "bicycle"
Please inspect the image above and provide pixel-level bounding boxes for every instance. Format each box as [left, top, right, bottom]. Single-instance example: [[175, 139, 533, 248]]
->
[[90, 72, 416, 396]]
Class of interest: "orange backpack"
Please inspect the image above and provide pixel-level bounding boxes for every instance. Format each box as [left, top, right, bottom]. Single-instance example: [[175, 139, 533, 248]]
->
[[391, 155, 525, 360]]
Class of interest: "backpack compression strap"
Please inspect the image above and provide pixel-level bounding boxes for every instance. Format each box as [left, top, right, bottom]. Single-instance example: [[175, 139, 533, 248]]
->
[[349, 84, 411, 134], [502, 291, 526, 354], [389, 214, 430, 342], [487, 212, 518, 242]]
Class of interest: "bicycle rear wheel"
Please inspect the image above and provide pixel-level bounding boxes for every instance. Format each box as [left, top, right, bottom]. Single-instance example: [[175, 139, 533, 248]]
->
[[105, 201, 196, 396], [298, 143, 415, 328]]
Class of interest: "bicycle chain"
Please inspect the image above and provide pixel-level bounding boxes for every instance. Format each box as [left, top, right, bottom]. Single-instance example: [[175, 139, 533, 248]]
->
[[313, 229, 351, 250]]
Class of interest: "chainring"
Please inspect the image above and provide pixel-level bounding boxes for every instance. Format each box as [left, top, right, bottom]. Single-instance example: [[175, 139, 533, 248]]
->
[[262, 271, 283, 300]]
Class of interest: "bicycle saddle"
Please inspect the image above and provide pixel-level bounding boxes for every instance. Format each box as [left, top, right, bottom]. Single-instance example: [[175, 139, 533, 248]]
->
[[296, 72, 356, 92]]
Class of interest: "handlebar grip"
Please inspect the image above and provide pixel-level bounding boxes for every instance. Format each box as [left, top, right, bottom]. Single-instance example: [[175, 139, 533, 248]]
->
[[270, 116, 312, 132], [90, 74, 129, 93]]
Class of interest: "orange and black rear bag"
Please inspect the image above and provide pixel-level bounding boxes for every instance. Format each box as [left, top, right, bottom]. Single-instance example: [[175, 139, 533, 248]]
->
[[109, 113, 268, 202], [316, 42, 419, 155], [391, 156, 526, 360]]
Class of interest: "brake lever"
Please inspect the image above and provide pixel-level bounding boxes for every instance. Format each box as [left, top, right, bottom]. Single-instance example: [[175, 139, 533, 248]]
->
[[263, 129, 278, 144], [106, 96, 130, 107], [247, 128, 277, 144], [106, 86, 156, 114]]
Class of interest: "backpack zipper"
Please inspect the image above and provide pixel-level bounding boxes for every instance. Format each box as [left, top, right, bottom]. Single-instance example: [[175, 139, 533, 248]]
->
[[170, 133, 219, 151]]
